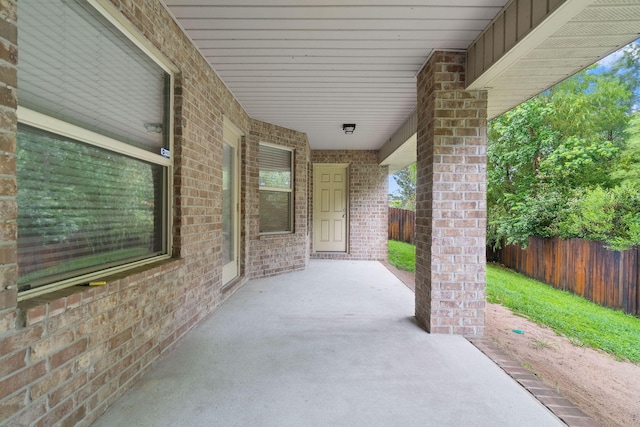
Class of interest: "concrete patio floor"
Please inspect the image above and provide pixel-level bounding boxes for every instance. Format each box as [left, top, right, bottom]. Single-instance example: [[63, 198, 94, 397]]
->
[[92, 260, 564, 427]]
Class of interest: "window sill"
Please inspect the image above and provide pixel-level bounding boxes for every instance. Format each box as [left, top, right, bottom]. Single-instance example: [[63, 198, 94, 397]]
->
[[16, 257, 183, 328], [259, 232, 295, 240]]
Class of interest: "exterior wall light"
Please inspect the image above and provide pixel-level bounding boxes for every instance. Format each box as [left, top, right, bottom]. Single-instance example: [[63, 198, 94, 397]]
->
[[342, 124, 356, 134]]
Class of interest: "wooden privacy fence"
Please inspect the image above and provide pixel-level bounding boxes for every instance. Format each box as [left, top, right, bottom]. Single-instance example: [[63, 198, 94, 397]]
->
[[388, 207, 415, 244], [496, 237, 639, 316]]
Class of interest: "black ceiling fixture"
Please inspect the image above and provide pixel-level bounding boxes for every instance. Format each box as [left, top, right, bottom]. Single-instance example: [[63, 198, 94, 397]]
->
[[342, 123, 356, 134]]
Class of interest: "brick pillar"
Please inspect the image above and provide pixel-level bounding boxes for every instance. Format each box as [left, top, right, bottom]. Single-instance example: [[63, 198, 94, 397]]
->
[[415, 51, 487, 336], [0, 1, 17, 312]]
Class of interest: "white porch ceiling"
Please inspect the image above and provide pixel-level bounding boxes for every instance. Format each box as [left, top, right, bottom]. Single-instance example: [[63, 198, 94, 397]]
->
[[163, 0, 509, 150], [163, 0, 640, 157]]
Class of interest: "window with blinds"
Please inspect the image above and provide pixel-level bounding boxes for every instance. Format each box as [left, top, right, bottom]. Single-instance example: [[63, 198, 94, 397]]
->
[[18, 0, 168, 154], [16, 0, 172, 295], [16, 126, 166, 290], [259, 143, 294, 234]]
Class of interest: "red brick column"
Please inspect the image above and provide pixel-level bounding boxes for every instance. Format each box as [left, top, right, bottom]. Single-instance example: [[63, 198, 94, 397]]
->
[[0, 0, 17, 313], [415, 51, 487, 335]]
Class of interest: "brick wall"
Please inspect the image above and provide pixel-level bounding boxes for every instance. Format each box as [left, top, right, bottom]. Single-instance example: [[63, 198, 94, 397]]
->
[[415, 51, 487, 336], [1, 261, 185, 426], [0, 1, 311, 425], [310, 151, 388, 261], [244, 119, 310, 279]]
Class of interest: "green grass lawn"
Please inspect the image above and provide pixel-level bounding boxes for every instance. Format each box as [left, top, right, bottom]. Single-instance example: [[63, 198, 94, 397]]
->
[[388, 240, 415, 272], [386, 240, 640, 363], [487, 263, 640, 363]]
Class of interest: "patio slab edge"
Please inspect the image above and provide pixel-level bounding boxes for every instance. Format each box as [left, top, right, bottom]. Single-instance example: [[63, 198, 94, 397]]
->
[[468, 338, 598, 427], [380, 262, 597, 427]]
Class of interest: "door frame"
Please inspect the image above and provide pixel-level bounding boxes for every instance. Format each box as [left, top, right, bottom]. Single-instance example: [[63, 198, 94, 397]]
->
[[312, 163, 350, 253], [222, 117, 242, 284]]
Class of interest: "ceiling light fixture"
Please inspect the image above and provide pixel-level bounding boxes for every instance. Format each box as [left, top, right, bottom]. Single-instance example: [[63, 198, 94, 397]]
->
[[342, 123, 356, 134]]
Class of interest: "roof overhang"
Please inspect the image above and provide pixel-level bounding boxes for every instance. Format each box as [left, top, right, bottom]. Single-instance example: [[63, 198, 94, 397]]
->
[[164, 1, 640, 173], [467, 0, 640, 120]]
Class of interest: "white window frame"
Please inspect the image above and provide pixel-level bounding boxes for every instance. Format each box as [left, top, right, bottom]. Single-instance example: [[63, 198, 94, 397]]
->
[[17, 0, 177, 300], [259, 142, 294, 235]]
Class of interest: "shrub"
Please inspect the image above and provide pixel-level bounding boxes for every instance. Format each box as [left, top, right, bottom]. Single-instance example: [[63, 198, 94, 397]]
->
[[561, 184, 640, 250]]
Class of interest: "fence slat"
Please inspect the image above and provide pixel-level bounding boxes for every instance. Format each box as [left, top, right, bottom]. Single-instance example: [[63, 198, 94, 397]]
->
[[496, 237, 639, 317], [388, 208, 415, 244]]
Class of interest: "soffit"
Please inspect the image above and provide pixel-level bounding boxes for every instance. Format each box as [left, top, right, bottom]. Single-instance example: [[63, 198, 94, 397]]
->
[[476, 0, 640, 119], [163, 0, 509, 150]]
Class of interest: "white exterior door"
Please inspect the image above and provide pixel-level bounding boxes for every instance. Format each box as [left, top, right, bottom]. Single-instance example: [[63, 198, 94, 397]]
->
[[313, 164, 348, 252]]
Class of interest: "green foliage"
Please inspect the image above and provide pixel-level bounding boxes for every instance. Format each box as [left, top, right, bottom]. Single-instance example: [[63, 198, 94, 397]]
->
[[387, 240, 415, 272], [611, 113, 640, 186], [487, 53, 637, 250], [560, 185, 640, 250], [487, 264, 640, 363], [388, 198, 404, 209], [539, 136, 619, 188], [487, 98, 557, 198], [390, 163, 416, 211], [546, 67, 632, 144], [16, 128, 160, 284], [489, 188, 571, 248], [18, 248, 149, 284], [609, 42, 640, 106]]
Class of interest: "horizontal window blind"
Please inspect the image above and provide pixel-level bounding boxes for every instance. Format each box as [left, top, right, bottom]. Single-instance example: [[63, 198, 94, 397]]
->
[[259, 191, 292, 234], [259, 144, 293, 233], [18, 0, 169, 155], [259, 144, 292, 189], [16, 125, 165, 290]]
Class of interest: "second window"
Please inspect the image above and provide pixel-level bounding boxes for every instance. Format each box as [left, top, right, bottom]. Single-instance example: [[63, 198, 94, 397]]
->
[[259, 143, 294, 234]]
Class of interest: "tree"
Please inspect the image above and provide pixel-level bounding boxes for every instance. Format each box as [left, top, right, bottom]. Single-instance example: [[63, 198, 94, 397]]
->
[[608, 41, 640, 105], [545, 66, 632, 145], [560, 184, 640, 251], [390, 163, 416, 211], [487, 62, 635, 249], [611, 112, 640, 187]]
